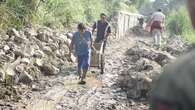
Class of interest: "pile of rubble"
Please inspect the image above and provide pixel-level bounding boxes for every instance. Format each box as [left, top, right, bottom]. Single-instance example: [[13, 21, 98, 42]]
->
[[130, 24, 150, 37], [163, 35, 191, 56], [0, 27, 72, 86], [117, 42, 176, 99]]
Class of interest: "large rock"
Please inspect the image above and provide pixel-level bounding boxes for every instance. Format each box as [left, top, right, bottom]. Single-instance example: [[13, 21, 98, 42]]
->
[[163, 36, 190, 56], [15, 63, 33, 84], [0, 83, 21, 102], [15, 63, 41, 84], [17, 71, 34, 85], [0, 34, 9, 41], [36, 27, 53, 42], [118, 57, 161, 99], [6, 28, 26, 44], [34, 58, 44, 67], [42, 46, 53, 55], [47, 43, 58, 51], [14, 35, 26, 44], [21, 58, 30, 65], [118, 43, 176, 99], [0, 27, 70, 86], [0, 57, 21, 84], [33, 50, 44, 58], [131, 25, 150, 37], [13, 50, 25, 58], [3, 45, 10, 52], [40, 63, 59, 75], [24, 28, 37, 38], [126, 46, 176, 66], [7, 28, 20, 38], [59, 34, 68, 43]]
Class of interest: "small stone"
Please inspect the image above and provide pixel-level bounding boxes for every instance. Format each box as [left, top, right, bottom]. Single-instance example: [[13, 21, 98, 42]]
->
[[7, 28, 20, 38], [3, 45, 10, 51], [21, 58, 30, 65], [40, 63, 59, 75], [34, 59, 43, 67], [42, 46, 53, 55], [32, 85, 40, 91], [24, 28, 37, 37], [18, 71, 33, 84]]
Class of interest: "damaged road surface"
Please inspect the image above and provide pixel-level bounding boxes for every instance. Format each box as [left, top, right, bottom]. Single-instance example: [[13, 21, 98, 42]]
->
[[19, 35, 158, 110], [23, 37, 139, 110], [0, 27, 189, 110]]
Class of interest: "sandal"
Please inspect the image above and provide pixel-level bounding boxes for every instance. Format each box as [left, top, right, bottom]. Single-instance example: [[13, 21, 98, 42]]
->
[[78, 80, 86, 85]]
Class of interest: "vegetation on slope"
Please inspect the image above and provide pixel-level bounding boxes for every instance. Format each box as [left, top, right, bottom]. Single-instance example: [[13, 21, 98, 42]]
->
[[0, 0, 147, 31]]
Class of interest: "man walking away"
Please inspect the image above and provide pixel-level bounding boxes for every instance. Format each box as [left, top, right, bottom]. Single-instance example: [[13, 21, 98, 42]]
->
[[148, 9, 165, 48], [69, 23, 92, 84], [92, 13, 111, 52]]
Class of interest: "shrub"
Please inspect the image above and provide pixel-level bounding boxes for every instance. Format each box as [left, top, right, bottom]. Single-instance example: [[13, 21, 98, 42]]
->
[[167, 7, 193, 35], [0, 0, 138, 31], [167, 7, 195, 43]]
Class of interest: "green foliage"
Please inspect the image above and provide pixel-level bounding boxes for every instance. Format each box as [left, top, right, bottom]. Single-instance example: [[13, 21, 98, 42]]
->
[[103, 0, 138, 17], [35, 0, 86, 28], [167, 7, 195, 43], [130, 0, 151, 9], [167, 7, 190, 35], [183, 31, 195, 44], [0, 0, 39, 30], [120, 2, 138, 12], [0, 0, 138, 30]]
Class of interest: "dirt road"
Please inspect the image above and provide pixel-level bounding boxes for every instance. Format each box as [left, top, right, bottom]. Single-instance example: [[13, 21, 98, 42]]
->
[[19, 35, 152, 110]]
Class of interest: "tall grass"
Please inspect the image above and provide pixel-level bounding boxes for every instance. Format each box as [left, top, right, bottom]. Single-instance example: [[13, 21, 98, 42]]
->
[[0, 0, 138, 31], [0, 0, 39, 30], [167, 7, 195, 43]]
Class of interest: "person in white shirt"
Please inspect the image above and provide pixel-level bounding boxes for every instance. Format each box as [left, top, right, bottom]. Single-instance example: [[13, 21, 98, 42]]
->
[[148, 9, 165, 48]]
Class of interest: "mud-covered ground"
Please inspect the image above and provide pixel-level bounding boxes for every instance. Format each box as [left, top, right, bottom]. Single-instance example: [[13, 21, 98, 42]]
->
[[0, 27, 190, 110], [13, 35, 149, 110]]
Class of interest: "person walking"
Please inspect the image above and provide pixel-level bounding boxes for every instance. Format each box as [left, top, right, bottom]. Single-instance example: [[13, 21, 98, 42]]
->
[[92, 13, 111, 52], [69, 23, 92, 84], [148, 9, 165, 48]]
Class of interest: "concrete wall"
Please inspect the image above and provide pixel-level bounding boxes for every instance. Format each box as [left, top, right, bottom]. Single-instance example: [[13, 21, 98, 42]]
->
[[112, 11, 143, 40]]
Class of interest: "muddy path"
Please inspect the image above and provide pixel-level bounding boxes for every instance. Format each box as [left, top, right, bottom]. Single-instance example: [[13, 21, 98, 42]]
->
[[18, 35, 152, 110]]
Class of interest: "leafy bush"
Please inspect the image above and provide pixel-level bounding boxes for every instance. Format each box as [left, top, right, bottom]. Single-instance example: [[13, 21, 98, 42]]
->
[[167, 7, 191, 35], [0, 0, 39, 30], [167, 7, 195, 43], [0, 0, 105, 30], [0, 0, 138, 31]]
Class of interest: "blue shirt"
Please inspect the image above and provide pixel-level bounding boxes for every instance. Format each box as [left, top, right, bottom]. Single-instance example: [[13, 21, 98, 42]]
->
[[72, 31, 92, 55]]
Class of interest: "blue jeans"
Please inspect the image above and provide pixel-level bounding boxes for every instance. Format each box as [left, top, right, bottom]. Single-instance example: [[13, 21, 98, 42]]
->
[[77, 51, 91, 73]]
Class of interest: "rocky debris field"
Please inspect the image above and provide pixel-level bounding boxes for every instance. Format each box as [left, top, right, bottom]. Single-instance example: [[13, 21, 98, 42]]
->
[[130, 25, 191, 57], [117, 34, 191, 99], [117, 40, 176, 100], [0, 27, 73, 109], [162, 35, 192, 56], [131, 26, 150, 37], [0, 27, 192, 110]]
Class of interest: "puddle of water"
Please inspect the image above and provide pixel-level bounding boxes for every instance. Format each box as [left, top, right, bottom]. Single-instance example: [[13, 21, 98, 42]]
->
[[26, 88, 66, 110], [26, 72, 103, 110], [86, 76, 103, 88], [64, 78, 84, 90], [26, 100, 56, 110]]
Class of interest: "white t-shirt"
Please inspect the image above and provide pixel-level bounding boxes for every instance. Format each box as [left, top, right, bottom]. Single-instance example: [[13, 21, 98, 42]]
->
[[151, 12, 165, 22]]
